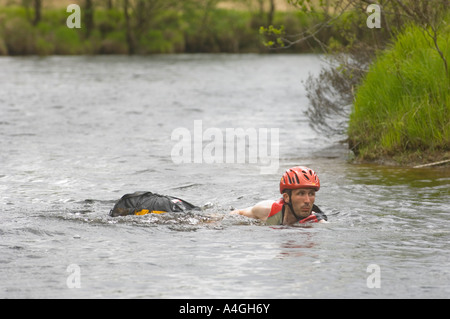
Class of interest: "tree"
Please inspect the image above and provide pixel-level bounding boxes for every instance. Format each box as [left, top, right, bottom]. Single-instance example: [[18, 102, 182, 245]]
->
[[21, 0, 42, 26], [123, 0, 135, 54], [121, 0, 182, 54], [106, 0, 114, 10], [267, 0, 275, 26], [84, 0, 94, 37], [33, 0, 41, 26], [268, 0, 450, 135]]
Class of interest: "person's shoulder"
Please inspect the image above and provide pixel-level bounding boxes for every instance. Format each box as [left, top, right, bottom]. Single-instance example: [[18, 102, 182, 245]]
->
[[253, 199, 276, 209], [250, 200, 276, 220]]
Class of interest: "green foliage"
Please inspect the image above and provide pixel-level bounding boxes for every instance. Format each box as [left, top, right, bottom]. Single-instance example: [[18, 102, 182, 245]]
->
[[348, 23, 450, 160], [35, 35, 54, 55], [1, 14, 36, 55], [259, 25, 285, 48], [53, 26, 82, 55], [95, 8, 124, 37], [0, 36, 7, 55], [0, 3, 354, 55], [99, 30, 128, 54], [136, 9, 185, 54]]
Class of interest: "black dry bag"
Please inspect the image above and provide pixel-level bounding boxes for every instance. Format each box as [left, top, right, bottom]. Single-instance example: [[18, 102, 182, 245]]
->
[[109, 191, 200, 217]]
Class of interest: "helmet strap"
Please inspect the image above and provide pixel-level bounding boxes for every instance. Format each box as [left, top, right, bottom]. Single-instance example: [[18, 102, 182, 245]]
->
[[286, 192, 302, 222]]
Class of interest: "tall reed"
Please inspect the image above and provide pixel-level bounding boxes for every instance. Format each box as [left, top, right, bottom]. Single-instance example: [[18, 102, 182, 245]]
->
[[348, 23, 450, 162]]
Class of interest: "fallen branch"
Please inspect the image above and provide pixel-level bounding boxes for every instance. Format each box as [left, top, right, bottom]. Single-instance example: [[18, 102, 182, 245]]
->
[[413, 159, 450, 168]]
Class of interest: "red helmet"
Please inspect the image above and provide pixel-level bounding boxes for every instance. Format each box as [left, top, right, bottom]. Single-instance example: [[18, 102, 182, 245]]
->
[[280, 166, 320, 194]]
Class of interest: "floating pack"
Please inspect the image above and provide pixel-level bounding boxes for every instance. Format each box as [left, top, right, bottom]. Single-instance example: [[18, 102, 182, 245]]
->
[[109, 191, 200, 217]]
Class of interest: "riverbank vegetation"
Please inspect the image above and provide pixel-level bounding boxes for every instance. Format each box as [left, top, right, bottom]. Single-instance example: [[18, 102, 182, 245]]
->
[[0, 0, 360, 55], [348, 23, 450, 165], [283, 0, 449, 166]]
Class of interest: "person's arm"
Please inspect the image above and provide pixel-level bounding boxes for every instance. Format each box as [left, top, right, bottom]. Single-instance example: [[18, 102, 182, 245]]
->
[[230, 200, 273, 221]]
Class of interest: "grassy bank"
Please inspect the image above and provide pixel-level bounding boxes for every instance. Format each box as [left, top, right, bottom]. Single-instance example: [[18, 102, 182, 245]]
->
[[0, 5, 344, 55], [348, 23, 450, 166]]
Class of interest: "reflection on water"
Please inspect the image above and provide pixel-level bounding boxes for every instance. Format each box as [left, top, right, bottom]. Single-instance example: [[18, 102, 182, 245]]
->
[[0, 55, 449, 299], [277, 236, 318, 258]]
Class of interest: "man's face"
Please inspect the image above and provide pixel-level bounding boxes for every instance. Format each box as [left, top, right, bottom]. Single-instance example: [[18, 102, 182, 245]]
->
[[285, 188, 316, 218]]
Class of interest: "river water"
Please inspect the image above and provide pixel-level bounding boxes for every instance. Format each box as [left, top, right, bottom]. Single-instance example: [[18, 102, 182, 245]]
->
[[0, 54, 449, 299]]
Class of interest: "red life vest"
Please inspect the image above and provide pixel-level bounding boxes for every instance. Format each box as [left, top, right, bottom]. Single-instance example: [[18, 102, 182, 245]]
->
[[266, 198, 319, 225]]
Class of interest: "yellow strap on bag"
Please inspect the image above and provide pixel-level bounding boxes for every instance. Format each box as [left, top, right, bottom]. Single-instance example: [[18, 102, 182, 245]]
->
[[134, 209, 167, 216]]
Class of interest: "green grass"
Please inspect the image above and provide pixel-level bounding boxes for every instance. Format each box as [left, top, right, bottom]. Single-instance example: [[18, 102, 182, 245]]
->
[[348, 23, 450, 163]]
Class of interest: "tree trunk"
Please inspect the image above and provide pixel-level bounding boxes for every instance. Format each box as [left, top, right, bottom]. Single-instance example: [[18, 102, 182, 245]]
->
[[267, 0, 275, 26], [84, 0, 94, 37], [123, 0, 135, 54], [32, 0, 41, 26]]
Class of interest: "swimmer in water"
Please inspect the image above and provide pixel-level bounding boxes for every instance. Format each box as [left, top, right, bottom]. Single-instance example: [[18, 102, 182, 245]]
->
[[231, 166, 328, 225]]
